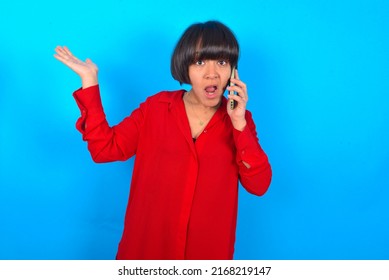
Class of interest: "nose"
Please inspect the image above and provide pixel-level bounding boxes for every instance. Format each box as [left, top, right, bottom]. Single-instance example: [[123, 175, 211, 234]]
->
[[204, 61, 219, 79]]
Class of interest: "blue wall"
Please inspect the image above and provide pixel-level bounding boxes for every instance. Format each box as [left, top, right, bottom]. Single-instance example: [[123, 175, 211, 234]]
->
[[0, 0, 388, 259]]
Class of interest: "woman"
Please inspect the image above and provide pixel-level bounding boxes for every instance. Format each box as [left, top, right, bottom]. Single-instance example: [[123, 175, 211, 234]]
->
[[54, 20, 272, 260]]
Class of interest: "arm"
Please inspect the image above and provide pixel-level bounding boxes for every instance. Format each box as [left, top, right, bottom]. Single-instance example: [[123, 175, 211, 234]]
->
[[233, 112, 272, 196], [227, 69, 249, 168], [54, 46, 143, 162], [227, 69, 272, 195], [72, 85, 145, 162]]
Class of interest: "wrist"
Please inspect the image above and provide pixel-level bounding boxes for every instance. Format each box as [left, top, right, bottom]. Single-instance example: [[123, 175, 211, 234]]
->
[[231, 119, 247, 131], [81, 75, 98, 89]]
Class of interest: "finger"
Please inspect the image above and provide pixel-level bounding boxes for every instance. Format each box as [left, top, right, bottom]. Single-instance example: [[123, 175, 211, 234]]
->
[[229, 80, 248, 101], [53, 47, 67, 60], [228, 84, 247, 100], [55, 47, 73, 61], [228, 92, 247, 104], [63, 46, 75, 57], [230, 77, 247, 93], [227, 99, 246, 114], [228, 91, 247, 110], [85, 58, 95, 65], [53, 53, 74, 67], [56, 46, 79, 63], [54, 46, 66, 57], [56, 46, 69, 55], [54, 49, 80, 67], [230, 78, 246, 91]]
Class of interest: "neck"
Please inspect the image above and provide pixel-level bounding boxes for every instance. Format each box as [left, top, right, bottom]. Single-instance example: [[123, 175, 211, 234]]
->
[[185, 90, 221, 112]]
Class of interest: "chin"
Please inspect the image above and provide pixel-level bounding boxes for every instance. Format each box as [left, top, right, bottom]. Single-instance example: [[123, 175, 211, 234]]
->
[[204, 96, 223, 108]]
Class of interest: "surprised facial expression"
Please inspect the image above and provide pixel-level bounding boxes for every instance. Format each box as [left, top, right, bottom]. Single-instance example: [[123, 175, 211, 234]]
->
[[188, 59, 232, 108]]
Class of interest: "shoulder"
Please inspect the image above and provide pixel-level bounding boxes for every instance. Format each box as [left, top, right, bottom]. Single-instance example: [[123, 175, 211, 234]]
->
[[135, 89, 185, 113], [134, 90, 186, 117]]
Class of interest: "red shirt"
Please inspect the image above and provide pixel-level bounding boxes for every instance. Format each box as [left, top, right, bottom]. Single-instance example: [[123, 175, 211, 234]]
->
[[73, 85, 272, 259]]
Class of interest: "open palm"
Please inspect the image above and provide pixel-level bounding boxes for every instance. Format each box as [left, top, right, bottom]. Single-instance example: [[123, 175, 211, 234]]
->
[[54, 46, 98, 87]]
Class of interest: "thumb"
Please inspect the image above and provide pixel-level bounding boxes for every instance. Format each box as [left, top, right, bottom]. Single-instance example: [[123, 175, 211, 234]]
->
[[85, 58, 98, 72]]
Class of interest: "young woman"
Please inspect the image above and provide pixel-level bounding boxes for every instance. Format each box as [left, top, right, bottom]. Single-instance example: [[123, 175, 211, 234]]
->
[[54, 20, 272, 260]]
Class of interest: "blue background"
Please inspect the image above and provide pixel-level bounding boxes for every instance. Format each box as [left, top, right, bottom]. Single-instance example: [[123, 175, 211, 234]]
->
[[0, 0, 388, 259]]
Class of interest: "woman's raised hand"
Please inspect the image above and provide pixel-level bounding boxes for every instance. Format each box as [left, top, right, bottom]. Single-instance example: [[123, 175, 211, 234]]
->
[[54, 46, 98, 89]]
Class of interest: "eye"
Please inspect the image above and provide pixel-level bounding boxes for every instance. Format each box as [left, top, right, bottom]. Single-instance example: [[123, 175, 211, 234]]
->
[[218, 60, 228, 66], [195, 60, 205, 66]]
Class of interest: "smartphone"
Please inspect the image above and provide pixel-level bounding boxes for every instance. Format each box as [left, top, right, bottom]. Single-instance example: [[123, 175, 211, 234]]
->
[[229, 67, 237, 110]]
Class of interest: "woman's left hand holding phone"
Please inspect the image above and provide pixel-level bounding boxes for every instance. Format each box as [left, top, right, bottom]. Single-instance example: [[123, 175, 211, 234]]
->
[[54, 46, 99, 89]]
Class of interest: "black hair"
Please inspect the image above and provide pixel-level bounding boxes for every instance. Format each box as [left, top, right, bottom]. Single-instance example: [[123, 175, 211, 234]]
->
[[171, 20, 239, 85]]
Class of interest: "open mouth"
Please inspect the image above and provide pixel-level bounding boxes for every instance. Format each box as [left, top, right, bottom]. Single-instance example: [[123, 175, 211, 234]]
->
[[205, 85, 217, 92], [204, 85, 218, 98]]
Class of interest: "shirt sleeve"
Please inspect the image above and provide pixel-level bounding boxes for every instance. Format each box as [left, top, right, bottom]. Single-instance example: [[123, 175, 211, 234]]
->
[[73, 85, 145, 162], [233, 111, 272, 196]]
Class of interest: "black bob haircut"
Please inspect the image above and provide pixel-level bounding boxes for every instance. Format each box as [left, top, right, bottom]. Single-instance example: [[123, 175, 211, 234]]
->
[[171, 21, 240, 85]]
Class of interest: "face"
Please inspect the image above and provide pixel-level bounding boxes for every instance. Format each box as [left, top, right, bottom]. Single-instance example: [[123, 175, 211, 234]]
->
[[188, 59, 232, 108]]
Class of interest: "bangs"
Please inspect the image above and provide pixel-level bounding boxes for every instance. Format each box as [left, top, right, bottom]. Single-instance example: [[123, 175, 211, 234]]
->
[[195, 44, 238, 64], [194, 26, 239, 66]]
